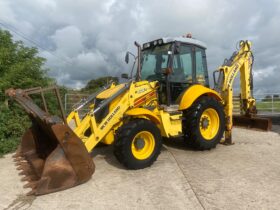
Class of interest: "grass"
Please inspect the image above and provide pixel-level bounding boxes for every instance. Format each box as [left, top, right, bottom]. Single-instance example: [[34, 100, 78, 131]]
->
[[256, 101, 280, 112], [0, 138, 19, 157]]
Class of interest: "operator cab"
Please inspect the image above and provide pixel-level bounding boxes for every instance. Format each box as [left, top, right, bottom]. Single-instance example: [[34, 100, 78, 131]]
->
[[141, 34, 209, 105]]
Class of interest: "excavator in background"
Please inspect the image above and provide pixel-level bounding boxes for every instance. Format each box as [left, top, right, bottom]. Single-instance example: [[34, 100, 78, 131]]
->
[[6, 34, 271, 195]]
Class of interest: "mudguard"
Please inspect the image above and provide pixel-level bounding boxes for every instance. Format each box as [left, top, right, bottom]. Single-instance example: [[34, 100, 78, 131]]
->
[[125, 108, 161, 124], [178, 84, 222, 110]]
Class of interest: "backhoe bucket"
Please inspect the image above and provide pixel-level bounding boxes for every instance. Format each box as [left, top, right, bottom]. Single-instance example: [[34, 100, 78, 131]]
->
[[6, 88, 95, 195], [233, 115, 272, 131]]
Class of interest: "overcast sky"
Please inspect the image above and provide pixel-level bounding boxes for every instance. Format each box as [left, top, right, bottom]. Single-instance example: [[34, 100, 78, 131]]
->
[[0, 0, 279, 93]]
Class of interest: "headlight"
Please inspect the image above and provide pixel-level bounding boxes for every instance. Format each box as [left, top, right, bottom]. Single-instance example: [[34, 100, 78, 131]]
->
[[143, 43, 150, 49]]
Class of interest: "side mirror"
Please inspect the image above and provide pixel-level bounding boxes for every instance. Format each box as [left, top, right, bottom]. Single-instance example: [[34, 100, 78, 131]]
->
[[125, 52, 129, 64], [121, 73, 129, 79]]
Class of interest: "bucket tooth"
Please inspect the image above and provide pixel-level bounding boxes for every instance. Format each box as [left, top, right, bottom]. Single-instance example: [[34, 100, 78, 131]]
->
[[26, 189, 36, 196], [15, 162, 21, 166], [23, 181, 38, 189], [14, 156, 24, 162], [21, 176, 31, 182], [17, 163, 30, 171], [18, 167, 34, 176], [12, 151, 22, 158], [15, 160, 27, 166], [19, 171, 27, 176], [21, 175, 38, 182], [16, 165, 23, 170]]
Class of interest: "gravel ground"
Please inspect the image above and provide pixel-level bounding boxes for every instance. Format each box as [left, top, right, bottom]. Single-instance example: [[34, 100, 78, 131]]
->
[[0, 126, 280, 210]]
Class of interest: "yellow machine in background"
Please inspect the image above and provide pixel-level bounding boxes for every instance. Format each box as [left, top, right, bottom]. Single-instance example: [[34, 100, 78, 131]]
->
[[6, 35, 271, 195]]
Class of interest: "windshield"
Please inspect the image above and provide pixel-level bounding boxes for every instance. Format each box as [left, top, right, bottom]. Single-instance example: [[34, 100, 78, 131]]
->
[[141, 44, 171, 81]]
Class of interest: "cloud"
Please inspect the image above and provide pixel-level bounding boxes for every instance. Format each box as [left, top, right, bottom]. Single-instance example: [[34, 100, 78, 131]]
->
[[51, 26, 83, 57], [0, 0, 279, 92]]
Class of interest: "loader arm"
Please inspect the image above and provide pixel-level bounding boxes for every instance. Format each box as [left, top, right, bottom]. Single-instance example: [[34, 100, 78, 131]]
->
[[214, 40, 271, 143], [67, 84, 130, 152]]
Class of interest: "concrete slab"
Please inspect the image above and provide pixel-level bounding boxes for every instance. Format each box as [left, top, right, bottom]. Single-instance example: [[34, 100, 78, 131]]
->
[[0, 127, 280, 209]]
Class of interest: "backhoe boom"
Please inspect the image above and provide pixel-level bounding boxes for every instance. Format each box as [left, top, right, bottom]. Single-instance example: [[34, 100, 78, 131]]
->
[[214, 40, 271, 143]]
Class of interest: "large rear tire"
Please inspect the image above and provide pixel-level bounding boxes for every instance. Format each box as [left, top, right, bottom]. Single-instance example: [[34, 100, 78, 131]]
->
[[183, 96, 225, 150], [114, 119, 162, 169]]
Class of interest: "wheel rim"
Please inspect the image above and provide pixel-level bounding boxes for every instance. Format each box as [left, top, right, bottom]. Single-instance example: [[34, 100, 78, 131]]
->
[[131, 131, 155, 160], [199, 108, 220, 140]]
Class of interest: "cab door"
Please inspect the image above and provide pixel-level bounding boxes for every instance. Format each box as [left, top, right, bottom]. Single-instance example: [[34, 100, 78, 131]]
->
[[194, 46, 209, 87], [163, 43, 210, 104], [175, 44, 209, 86], [168, 44, 194, 103]]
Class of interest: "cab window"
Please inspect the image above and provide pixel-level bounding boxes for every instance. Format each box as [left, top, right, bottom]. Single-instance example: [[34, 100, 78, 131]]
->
[[195, 47, 208, 86], [141, 44, 171, 81], [170, 45, 193, 83]]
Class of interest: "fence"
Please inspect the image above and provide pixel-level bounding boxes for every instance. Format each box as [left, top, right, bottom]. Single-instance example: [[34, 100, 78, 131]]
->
[[64, 93, 280, 116], [64, 93, 91, 115], [233, 93, 280, 115], [253, 93, 280, 115]]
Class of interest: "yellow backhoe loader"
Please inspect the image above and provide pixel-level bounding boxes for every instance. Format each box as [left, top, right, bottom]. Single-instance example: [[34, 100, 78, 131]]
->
[[6, 34, 271, 195]]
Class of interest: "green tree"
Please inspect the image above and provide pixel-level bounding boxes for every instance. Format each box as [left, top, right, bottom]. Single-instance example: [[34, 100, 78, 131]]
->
[[273, 94, 280, 101], [82, 76, 119, 92], [0, 29, 53, 156], [262, 95, 272, 102], [0, 30, 49, 90]]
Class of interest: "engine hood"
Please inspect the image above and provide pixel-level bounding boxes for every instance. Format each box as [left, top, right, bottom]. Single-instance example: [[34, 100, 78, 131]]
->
[[96, 83, 126, 99]]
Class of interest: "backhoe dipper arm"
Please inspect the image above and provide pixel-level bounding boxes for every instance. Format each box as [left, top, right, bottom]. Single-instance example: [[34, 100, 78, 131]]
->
[[214, 40, 256, 143]]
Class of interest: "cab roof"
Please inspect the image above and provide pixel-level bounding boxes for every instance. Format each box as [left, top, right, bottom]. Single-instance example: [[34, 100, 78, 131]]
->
[[161, 36, 207, 49], [142, 36, 207, 50]]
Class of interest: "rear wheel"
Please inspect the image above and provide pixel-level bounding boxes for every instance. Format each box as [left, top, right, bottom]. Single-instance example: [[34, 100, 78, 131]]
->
[[184, 96, 225, 150], [114, 119, 162, 169]]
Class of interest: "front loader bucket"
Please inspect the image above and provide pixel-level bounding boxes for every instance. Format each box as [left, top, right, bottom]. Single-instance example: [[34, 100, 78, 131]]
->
[[233, 115, 272, 131], [6, 88, 95, 195]]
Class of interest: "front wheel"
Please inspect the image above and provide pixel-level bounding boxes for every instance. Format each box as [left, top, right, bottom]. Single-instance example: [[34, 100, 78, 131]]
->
[[184, 96, 225, 150], [114, 119, 162, 169]]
